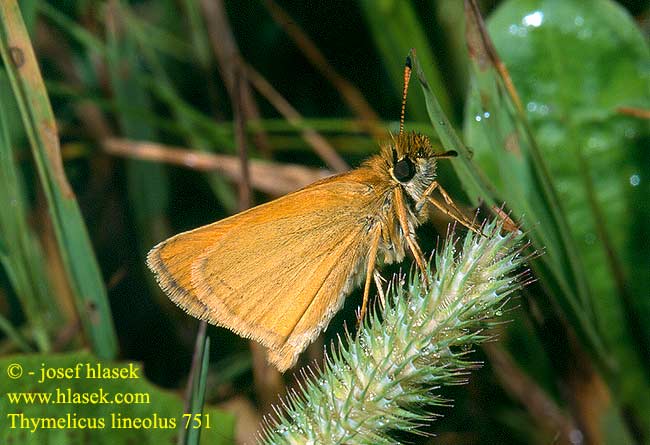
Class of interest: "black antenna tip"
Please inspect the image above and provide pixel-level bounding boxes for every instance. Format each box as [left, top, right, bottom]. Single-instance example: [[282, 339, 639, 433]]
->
[[405, 55, 412, 69], [448, 150, 458, 157]]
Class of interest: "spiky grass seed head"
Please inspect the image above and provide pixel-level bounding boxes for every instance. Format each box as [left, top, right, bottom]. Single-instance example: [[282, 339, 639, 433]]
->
[[261, 220, 530, 445]]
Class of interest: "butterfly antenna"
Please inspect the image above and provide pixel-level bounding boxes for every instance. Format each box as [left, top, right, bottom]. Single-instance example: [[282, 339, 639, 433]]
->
[[399, 55, 412, 135]]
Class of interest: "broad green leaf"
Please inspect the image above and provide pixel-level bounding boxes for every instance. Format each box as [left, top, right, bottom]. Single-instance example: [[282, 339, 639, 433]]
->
[[0, 352, 234, 444], [464, 0, 650, 435], [463, 0, 597, 355]]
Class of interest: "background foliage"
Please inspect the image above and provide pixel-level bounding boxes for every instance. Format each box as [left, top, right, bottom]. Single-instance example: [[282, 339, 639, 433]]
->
[[0, 0, 648, 443]]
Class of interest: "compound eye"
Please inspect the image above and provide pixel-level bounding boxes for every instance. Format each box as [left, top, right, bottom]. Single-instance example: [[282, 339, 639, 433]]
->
[[393, 157, 416, 182]]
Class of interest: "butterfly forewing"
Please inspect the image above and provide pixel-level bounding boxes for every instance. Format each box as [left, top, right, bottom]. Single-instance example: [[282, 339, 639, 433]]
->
[[147, 221, 238, 327], [148, 172, 383, 371]]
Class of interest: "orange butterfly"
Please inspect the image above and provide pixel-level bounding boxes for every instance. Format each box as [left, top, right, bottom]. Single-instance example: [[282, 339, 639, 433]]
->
[[147, 57, 478, 371]]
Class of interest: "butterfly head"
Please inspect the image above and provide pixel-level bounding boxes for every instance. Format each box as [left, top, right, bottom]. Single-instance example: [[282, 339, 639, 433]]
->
[[380, 131, 456, 203]]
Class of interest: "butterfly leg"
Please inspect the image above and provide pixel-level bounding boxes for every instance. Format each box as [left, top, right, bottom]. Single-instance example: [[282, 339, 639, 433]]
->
[[436, 183, 478, 225], [394, 188, 429, 285], [358, 225, 381, 324], [435, 183, 484, 235], [426, 195, 482, 235], [373, 270, 387, 309], [492, 205, 520, 233], [421, 181, 480, 235], [415, 180, 439, 212], [417, 181, 482, 235]]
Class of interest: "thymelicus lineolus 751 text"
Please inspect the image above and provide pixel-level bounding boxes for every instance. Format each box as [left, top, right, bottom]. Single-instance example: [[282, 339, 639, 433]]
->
[[147, 55, 480, 372]]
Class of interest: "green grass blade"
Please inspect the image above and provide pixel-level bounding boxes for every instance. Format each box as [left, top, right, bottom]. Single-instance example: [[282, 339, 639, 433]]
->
[[36, 1, 106, 56], [179, 324, 214, 445], [0, 313, 32, 352], [179, 0, 212, 68], [105, 6, 171, 255], [118, 3, 237, 213], [0, 0, 117, 359], [410, 50, 499, 206], [0, 84, 60, 352], [187, 336, 210, 445], [359, 0, 452, 120], [40, 2, 237, 212]]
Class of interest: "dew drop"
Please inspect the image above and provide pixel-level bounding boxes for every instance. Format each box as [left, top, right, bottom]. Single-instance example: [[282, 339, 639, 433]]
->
[[630, 174, 640, 187], [522, 11, 544, 28], [475, 115, 482, 122], [526, 102, 538, 112], [483, 111, 491, 119]]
